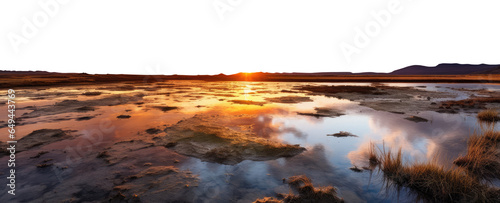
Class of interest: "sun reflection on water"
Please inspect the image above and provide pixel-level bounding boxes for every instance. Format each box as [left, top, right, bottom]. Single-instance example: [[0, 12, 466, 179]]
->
[[3, 81, 498, 202]]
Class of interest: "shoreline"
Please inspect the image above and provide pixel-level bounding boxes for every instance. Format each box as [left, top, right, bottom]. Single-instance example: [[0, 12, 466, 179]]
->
[[2, 72, 500, 89]]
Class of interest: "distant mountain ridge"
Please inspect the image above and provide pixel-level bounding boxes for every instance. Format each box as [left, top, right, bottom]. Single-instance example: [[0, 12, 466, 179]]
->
[[2, 63, 500, 76], [390, 63, 500, 75]]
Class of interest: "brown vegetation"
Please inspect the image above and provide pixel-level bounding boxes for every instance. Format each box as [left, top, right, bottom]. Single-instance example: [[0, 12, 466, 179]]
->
[[368, 142, 380, 167], [453, 129, 500, 180], [379, 149, 500, 202], [477, 109, 500, 122], [372, 125, 500, 202], [253, 175, 344, 203]]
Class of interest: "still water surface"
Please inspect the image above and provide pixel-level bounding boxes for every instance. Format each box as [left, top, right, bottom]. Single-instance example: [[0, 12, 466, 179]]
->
[[1, 81, 499, 202]]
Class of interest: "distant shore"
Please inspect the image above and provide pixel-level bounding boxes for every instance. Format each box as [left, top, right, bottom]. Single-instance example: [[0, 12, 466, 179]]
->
[[1, 72, 500, 88]]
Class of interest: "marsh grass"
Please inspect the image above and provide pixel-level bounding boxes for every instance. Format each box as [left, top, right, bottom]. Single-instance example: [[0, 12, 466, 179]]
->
[[253, 175, 344, 203], [477, 109, 500, 122], [368, 142, 380, 167], [378, 148, 500, 202], [453, 128, 500, 180]]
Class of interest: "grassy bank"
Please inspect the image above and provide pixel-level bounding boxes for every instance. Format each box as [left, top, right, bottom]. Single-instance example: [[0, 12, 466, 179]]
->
[[379, 149, 499, 202], [376, 127, 500, 202], [454, 128, 500, 180]]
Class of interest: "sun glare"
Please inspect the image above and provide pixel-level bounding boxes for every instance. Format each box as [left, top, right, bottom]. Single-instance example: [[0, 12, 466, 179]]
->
[[243, 72, 252, 81]]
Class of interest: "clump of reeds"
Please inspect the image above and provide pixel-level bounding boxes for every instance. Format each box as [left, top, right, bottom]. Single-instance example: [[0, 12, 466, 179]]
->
[[453, 128, 500, 180], [368, 142, 380, 167], [253, 175, 344, 203], [477, 109, 500, 122], [379, 148, 500, 202], [253, 197, 281, 203]]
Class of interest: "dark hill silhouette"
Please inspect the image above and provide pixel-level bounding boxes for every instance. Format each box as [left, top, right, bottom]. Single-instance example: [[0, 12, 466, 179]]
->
[[390, 63, 500, 75], [2, 63, 500, 88], [2, 63, 499, 76]]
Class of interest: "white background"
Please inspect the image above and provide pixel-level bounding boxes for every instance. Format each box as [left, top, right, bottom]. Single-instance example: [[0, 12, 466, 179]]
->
[[1, 0, 499, 75]]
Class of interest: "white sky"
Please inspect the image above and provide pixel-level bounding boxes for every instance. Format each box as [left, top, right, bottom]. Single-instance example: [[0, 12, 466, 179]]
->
[[1, 0, 499, 75]]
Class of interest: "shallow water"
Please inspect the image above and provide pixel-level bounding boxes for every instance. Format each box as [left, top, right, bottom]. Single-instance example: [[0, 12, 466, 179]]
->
[[1, 81, 499, 202]]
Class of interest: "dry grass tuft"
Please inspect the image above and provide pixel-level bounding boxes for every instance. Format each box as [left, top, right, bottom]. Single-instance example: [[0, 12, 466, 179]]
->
[[477, 109, 500, 122], [253, 197, 281, 203], [253, 175, 344, 203], [453, 129, 500, 180], [379, 148, 500, 202], [368, 142, 380, 167]]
